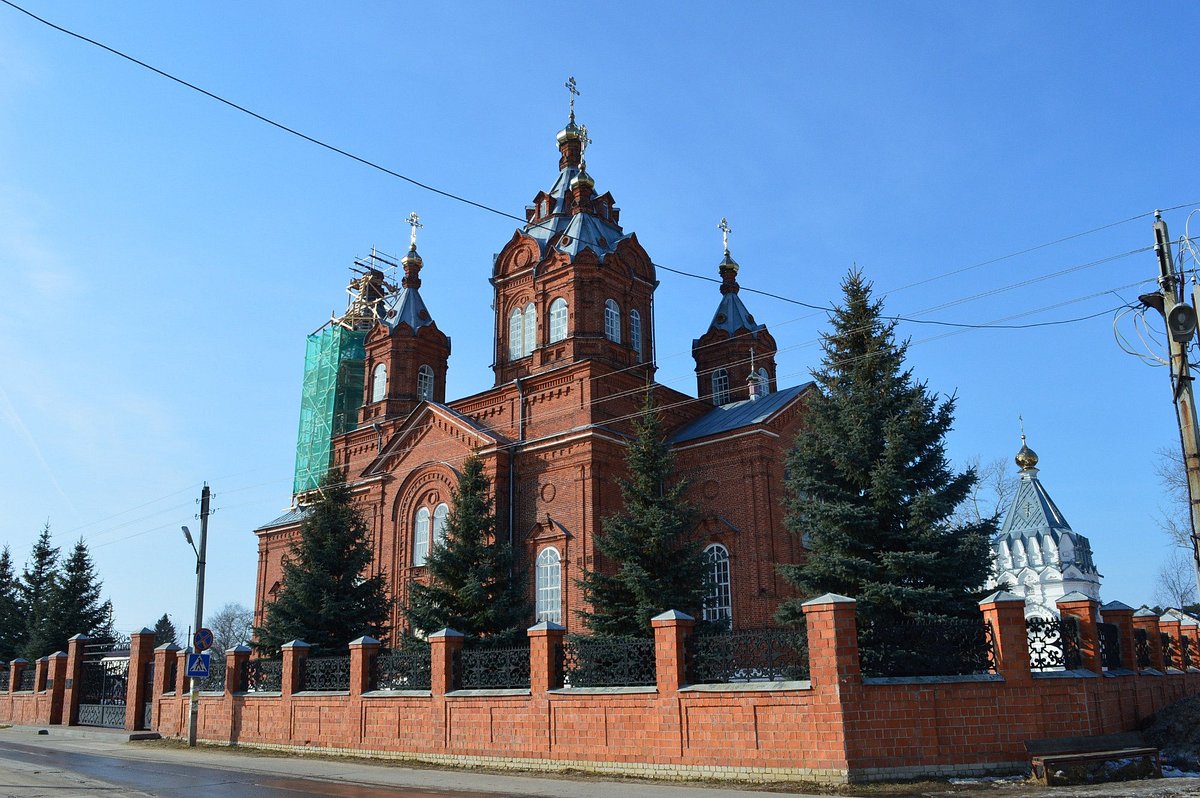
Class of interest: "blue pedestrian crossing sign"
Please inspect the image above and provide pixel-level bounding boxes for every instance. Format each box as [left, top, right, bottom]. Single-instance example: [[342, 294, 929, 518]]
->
[[186, 652, 212, 679]]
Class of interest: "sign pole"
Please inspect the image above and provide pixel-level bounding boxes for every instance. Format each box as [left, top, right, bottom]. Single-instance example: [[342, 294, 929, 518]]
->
[[188, 484, 210, 748]]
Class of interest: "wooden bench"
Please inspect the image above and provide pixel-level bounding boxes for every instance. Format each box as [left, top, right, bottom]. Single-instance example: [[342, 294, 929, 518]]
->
[[1026, 732, 1161, 786]]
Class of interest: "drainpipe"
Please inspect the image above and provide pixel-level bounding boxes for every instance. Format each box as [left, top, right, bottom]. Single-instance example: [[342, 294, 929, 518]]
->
[[509, 377, 526, 552]]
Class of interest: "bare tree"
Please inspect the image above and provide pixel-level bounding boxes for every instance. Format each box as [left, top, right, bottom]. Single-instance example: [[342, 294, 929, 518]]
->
[[206, 601, 254, 656], [1154, 445, 1194, 550], [1155, 550, 1198, 610], [952, 456, 1018, 530]]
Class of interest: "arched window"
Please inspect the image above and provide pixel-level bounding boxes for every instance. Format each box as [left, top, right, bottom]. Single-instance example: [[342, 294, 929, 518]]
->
[[432, 503, 449, 547], [604, 299, 621, 343], [509, 308, 523, 360], [413, 507, 431, 567], [536, 547, 562, 624], [629, 309, 642, 361], [523, 302, 537, 357], [549, 298, 568, 343], [417, 364, 434, 401], [371, 363, 387, 403], [757, 367, 769, 393], [703, 543, 732, 622], [711, 368, 730, 406]]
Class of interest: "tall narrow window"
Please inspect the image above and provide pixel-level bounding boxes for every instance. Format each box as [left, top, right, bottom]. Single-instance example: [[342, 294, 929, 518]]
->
[[711, 368, 730, 405], [604, 299, 621, 343], [509, 308, 523, 360], [432, 503, 449, 547], [549, 298, 568, 343], [371, 363, 387, 402], [629, 309, 642, 361], [417, 365, 434, 401], [758, 367, 769, 393], [703, 543, 732, 622], [536, 547, 562, 624], [523, 303, 537, 356], [413, 507, 431, 567]]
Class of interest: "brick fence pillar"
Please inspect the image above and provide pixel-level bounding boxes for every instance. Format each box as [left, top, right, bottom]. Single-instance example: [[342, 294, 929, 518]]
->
[[348, 636, 380, 696], [1057, 592, 1101, 673], [227, 646, 251, 694], [1133, 608, 1164, 671], [34, 657, 48, 693], [1101, 601, 1138, 671], [651, 610, 695, 693], [979, 590, 1031, 683], [6, 659, 22, 692], [429, 629, 463, 696], [126, 627, 155, 730], [46, 651, 67, 724], [801, 593, 861, 690], [281, 640, 311, 697], [175, 649, 190, 694], [63, 634, 88, 725], [154, 643, 180, 695], [1160, 615, 1183, 670], [528, 622, 565, 693]]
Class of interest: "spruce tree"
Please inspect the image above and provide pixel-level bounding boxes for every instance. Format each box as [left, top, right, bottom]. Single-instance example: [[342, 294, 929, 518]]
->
[[254, 472, 391, 656], [153, 613, 178, 647], [577, 391, 708, 637], [776, 270, 995, 673], [20, 524, 59, 659], [402, 454, 529, 644], [0, 547, 24, 662], [44, 539, 113, 654]]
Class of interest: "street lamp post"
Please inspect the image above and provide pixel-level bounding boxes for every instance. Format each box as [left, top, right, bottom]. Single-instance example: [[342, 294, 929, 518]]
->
[[181, 483, 211, 748]]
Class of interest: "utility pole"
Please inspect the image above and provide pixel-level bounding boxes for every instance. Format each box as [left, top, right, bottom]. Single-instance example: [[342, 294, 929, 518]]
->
[[1143, 213, 1200, 597], [187, 483, 210, 748]]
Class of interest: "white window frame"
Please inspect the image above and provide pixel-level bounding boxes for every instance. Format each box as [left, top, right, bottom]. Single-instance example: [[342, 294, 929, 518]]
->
[[758, 367, 769, 393], [432, 503, 449, 548], [604, 299, 621, 343], [523, 302, 537, 357], [509, 308, 523, 360], [417, 364, 434, 401], [413, 507, 431, 567], [630, 309, 642, 361], [371, 363, 387, 403], [703, 543, 732, 623], [712, 368, 730, 406], [535, 547, 562, 624], [549, 298, 568, 343]]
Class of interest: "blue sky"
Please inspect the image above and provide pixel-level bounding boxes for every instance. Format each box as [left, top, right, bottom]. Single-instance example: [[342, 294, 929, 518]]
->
[[1, 2, 1198, 638]]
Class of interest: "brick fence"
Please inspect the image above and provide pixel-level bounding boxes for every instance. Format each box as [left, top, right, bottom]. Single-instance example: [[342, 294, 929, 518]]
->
[[3, 592, 1199, 784]]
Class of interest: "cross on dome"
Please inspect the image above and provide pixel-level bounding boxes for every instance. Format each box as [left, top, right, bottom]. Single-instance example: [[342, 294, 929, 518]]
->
[[565, 76, 579, 123], [406, 212, 423, 249], [718, 217, 732, 254]]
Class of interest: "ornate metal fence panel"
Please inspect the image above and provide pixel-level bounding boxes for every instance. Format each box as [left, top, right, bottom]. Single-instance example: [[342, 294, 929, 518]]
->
[[142, 662, 155, 730], [195, 657, 226, 692], [164, 657, 178, 693], [299, 656, 351, 691], [1182, 635, 1194, 670], [859, 618, 996, 677], [16, 666, 36, 692], [459, 645, 531, 689], [242, 659, 283, 692], [1026, 616, 1082, 671], [1097, 622, 1122, 670], [369, 644, 431, 691], [77, 658, 129, 728], [1134, 628, 1152, 669], [1162, 632, 1178, 669], [688, 627, 809, 683], [562, 635, 656, 688]]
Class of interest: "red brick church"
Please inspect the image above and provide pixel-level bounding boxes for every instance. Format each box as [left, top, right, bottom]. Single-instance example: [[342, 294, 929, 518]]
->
[[253, 103, 811, 638]]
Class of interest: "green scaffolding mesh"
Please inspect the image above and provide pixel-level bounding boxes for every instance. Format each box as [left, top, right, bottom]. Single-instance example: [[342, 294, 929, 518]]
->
[[293, 326, 366, 494]]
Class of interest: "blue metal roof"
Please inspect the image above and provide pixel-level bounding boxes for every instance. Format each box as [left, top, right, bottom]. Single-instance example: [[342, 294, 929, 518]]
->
[[385, 286, 435, 335], [669, 382, 812, 444], [998, 472, 1072, 539], [524, 165, 627, 260], [706, 290, 765, 337], [255, 506, 310, 531]]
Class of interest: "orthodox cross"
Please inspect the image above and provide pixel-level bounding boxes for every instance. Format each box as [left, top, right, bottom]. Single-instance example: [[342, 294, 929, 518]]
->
[[565, 76, 579, 121], [1019, 414, 1026, 446], [718, 217, 732, 254], [406, 212, 422, 249], [579, 124, 592, 162]]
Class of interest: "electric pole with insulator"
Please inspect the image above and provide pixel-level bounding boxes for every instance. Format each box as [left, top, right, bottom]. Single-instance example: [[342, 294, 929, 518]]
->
[[1140, 212, 1200, 598]]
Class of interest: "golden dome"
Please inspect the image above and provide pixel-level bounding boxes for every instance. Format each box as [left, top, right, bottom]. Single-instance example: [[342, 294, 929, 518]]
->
[[556, 120, 582, 144], [570, 166, 594, 190], [401, 245, 423, 268], [719, 251, 740, 275], [1015, 437, 1038, 470]]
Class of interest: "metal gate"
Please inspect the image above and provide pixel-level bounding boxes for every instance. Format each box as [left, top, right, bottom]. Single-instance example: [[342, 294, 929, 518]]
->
[[78, 657, 129, 728]]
